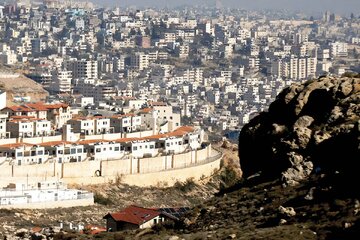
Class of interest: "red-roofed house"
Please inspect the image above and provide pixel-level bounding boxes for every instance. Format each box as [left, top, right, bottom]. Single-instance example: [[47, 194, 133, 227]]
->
[[1, 102, 71, 129], [103, 205, 177, 231]]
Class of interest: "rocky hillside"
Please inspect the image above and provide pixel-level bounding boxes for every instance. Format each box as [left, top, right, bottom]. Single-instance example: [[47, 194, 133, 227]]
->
[[239, 76, 359, 188], [0, 70, 48, 106], [144, 76, 359, 240], [1, 77, 358, 240], [0, 141, 241, 240]]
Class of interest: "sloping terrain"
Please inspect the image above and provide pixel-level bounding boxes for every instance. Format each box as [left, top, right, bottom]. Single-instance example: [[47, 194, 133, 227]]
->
[[0, 142, 241, 239], [1, 77, 359, 240], [0, 70, 48, 106]]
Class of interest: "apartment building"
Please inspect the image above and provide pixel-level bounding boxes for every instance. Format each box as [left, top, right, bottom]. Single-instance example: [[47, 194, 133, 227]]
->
[[271, 56, 317, 80], [50, 69, 72, 93], [131, 52, 149, 71], [64, 59, 98, 79], [330, 42, 348, 57]]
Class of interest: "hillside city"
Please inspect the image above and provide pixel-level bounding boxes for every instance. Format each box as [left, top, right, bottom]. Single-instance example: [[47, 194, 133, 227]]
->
[[0, 1, 358, 135], [0, 0, 359, 238]]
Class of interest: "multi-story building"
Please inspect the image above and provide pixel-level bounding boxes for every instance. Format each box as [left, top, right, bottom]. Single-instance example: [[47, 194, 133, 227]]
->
[[271, 56, 317, 80], [330, 42, 348, 57], [131, 52, 149, 71], [110, 114, 142, 133], [64, 59, 98, 80], [50, 69, 72, 93]]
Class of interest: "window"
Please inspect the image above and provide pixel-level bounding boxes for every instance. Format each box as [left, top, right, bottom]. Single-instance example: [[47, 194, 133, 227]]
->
[[77, 148, 82, 153], [17, 152, 23, 157], [37, 150, 44, 155], [71, 149, 76, 154], [114, 146, 120, 151], [96, 148, 101, 152], [58, 150, 63, 154], [150, 145, 154, 149], [133, 146, 137, 151]]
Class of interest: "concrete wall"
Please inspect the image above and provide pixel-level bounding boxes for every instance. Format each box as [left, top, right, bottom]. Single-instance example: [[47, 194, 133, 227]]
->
[[23, 135, 62, 144], [61, 156, 221, 187], [0, 145, 220, 187], [0, 138, 17, 145], [101, 159, 132, 176], [83, 133, 122, 141], [62, 161, 101, 178], [123, 130, 153, 138], [139, 156, 165, 173], [12, 162, 60, 178], [0, 164, 12, 177]]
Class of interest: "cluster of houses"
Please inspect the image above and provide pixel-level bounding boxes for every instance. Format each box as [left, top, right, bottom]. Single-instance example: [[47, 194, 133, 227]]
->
[[0, 125, 203, 166], [0, 99, 204, 166], [0, 100, 181, 138], [0, 102, 71, 138], [0, 180, 93, 207], [0, 2, 358, 135]]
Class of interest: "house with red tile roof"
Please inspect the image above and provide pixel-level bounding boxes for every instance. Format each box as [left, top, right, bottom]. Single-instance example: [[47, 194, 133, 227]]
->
[[0, 143, 47, 165], [103, 205, 180, 232], [1, 102, 72, 129]]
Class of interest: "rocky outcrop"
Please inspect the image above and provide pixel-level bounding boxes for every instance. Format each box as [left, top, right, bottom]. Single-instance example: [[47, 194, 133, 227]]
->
[[239, 77, 360, 187]]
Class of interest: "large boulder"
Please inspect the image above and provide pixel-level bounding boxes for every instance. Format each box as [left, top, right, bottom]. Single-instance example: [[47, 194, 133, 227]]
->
[[239, 77, 360, 188]]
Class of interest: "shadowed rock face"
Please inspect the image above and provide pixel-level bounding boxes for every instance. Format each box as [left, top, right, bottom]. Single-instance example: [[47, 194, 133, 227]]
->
[[239, 77, 360, 190]]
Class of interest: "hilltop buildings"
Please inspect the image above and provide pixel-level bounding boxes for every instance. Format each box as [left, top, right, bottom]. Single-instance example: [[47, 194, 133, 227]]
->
[[0, 2, 358, 146]]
